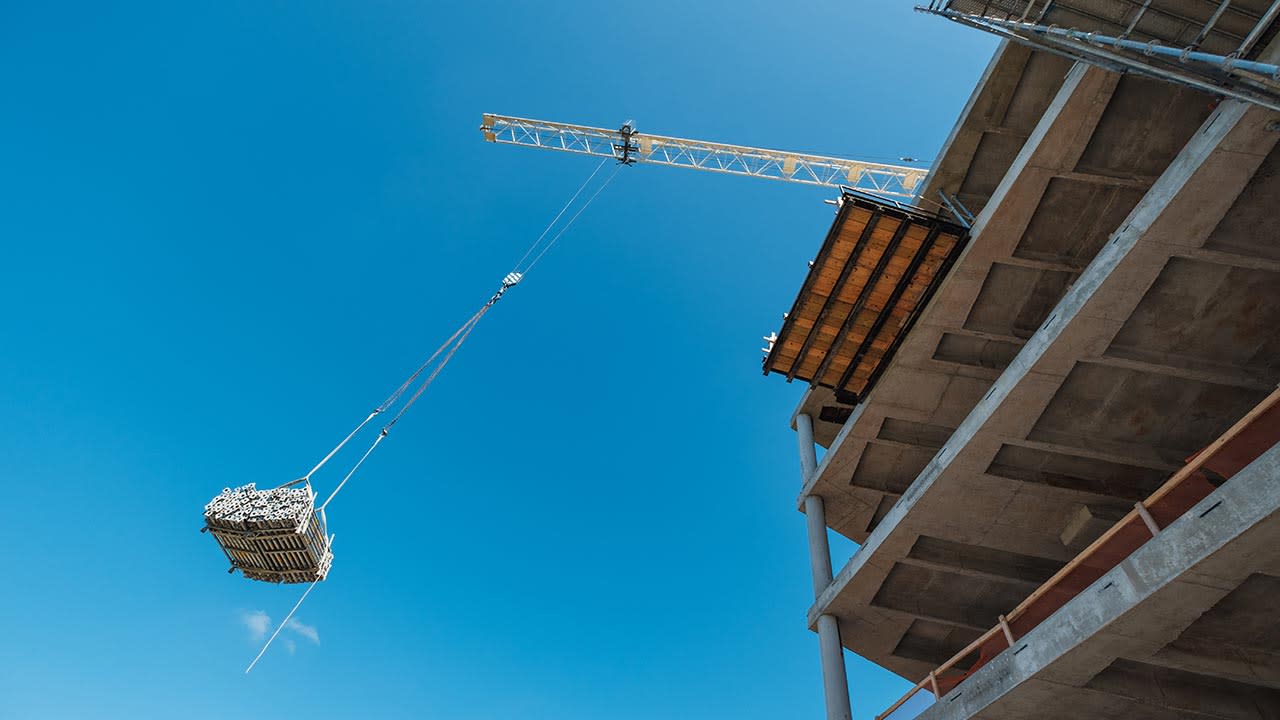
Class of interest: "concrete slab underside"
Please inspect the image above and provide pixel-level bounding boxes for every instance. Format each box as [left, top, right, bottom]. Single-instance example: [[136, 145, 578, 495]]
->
[[916, 441, 1280, 720], [794, 41, 1073, 450], [799, 55, 1280, 683]]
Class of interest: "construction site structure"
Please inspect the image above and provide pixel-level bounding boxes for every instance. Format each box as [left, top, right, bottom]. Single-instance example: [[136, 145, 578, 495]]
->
[[480, 114, 930, 198], [763, 2, 1280, 720]]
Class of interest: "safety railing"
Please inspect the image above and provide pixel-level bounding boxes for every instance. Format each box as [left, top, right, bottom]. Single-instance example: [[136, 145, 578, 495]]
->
[[875, 386, 1280, 720]]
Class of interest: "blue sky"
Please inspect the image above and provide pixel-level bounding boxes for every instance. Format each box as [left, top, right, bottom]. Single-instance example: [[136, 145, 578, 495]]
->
[[0, 4, 994, 719]]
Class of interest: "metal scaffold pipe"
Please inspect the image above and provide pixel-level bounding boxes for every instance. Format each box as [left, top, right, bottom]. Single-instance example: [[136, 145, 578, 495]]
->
[[931, 10, 1280, 80], [918, 2, 1280, 112]]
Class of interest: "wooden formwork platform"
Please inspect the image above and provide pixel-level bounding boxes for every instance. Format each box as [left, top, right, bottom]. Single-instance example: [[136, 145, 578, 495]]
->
[[763, 192, 968, 403]]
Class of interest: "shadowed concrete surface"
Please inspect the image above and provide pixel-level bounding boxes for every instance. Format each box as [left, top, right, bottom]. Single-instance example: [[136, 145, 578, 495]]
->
[[783, 3, 1280, 713], [916, 442, 1280, 720]]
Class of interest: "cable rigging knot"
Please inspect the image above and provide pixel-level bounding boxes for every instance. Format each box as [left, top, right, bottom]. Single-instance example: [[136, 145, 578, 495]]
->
[[487, 271, 524, 306]]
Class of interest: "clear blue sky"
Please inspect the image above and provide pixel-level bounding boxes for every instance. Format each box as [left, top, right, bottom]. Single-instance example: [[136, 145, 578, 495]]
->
[[0, 4, 995, 719]]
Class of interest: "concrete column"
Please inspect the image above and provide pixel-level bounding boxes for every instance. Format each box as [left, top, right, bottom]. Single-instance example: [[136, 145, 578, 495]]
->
[[817, 614, 854, 720], [797, 412, 819, 480], [798, 413, 852, 720], [805, 494, 835, 596], [798, 413, 835, 596]]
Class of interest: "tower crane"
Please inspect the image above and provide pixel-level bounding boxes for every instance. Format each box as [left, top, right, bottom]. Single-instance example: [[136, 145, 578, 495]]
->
[[211, 114, 937, 674], [480, 114, 929, 199]]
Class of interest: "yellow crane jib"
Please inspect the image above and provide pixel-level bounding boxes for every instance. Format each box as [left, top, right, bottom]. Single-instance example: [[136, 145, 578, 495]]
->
[[479, 113, 928, 198]]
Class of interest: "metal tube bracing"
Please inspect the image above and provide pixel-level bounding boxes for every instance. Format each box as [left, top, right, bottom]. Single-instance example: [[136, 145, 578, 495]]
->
[[480, 114, 929, 198], [1239, 0, 1280, 56], [1192, 0, 1234, 48], [919, 4, 1280, 113], [972, 14, 1280, 78]]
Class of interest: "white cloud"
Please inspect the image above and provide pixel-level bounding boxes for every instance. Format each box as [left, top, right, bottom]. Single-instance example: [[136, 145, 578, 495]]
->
[[286, 618, 320, 645], [284, 638, 297, 655], [241, 610, 271, 641]]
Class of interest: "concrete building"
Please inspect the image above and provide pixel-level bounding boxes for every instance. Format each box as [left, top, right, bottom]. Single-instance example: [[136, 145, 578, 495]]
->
[[764, 3, 1280, 719]]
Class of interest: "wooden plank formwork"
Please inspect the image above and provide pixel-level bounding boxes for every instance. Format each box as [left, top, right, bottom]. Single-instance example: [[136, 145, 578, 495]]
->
[[763, 192, 968, 402]]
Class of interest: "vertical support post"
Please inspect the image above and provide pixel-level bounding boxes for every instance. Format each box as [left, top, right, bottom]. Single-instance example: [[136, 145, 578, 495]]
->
[[798, 413, 853, 720], [998, 614, 1016, 646], [1135, 501, 1161, 536], [806, 494, 835, 596], [817, 615, 854, 720], [798, 413, 834, 596], [797, 412, 819, 479]]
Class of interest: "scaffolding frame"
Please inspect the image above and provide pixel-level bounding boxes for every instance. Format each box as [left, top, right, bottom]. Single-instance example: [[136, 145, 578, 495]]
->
[[918, 0, 1280, 112]]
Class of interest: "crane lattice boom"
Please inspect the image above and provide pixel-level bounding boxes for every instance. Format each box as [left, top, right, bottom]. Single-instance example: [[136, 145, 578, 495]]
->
[[480, 114, 927, 198]]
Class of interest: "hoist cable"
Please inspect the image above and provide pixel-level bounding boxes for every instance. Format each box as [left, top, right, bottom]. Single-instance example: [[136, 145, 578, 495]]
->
[[317, 300, 491, 511], [375, 309, 483, 413], [383, 304, 490, 431], [245, 578, 319, 674], [523, 162, 623, 275], [511, 158, 609, 273], [304, 157, 621, 507], [241, 156, 625, 675], [294, 310, 484, 485], [318, 428, 387, 511], [300, 411, 378, 482]]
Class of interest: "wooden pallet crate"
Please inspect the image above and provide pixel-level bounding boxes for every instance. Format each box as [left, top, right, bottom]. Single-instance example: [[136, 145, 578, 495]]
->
[[203, 483, 334, 584]]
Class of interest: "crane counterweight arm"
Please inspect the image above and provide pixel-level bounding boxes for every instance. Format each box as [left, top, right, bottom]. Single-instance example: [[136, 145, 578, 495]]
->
[[480, 114, 927, 199]]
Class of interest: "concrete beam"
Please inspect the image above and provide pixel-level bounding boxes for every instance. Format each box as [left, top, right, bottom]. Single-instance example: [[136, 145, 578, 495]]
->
[[905, 535, 1063, 587], [1054, 170, 1159, 189], [897, 555, 1045, 590], [798, 63, 1123, 541], [919, 42, 1032, 204], [912, 440, 1280, 720], [869, 603, 992, 634], [1084, 658, 1280, 720], [812, 85, 1280, 666], [996, 255, 1084, 275], [1001, 437, 1182, 473], [1142, 641, 1280, 694], [1060, 504, 1130, 551], [1177, 247, 1280, 274], [1080, 355, 1277, 393]]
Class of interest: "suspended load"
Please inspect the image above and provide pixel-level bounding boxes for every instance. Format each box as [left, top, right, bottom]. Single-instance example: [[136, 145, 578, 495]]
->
[[201, 271, 538, 587], [203, 482, 334, 584], [203, 150, 620, 668]]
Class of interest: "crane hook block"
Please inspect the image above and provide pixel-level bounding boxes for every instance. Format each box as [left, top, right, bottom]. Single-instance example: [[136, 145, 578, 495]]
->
[[488, 272, 524, 305]]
